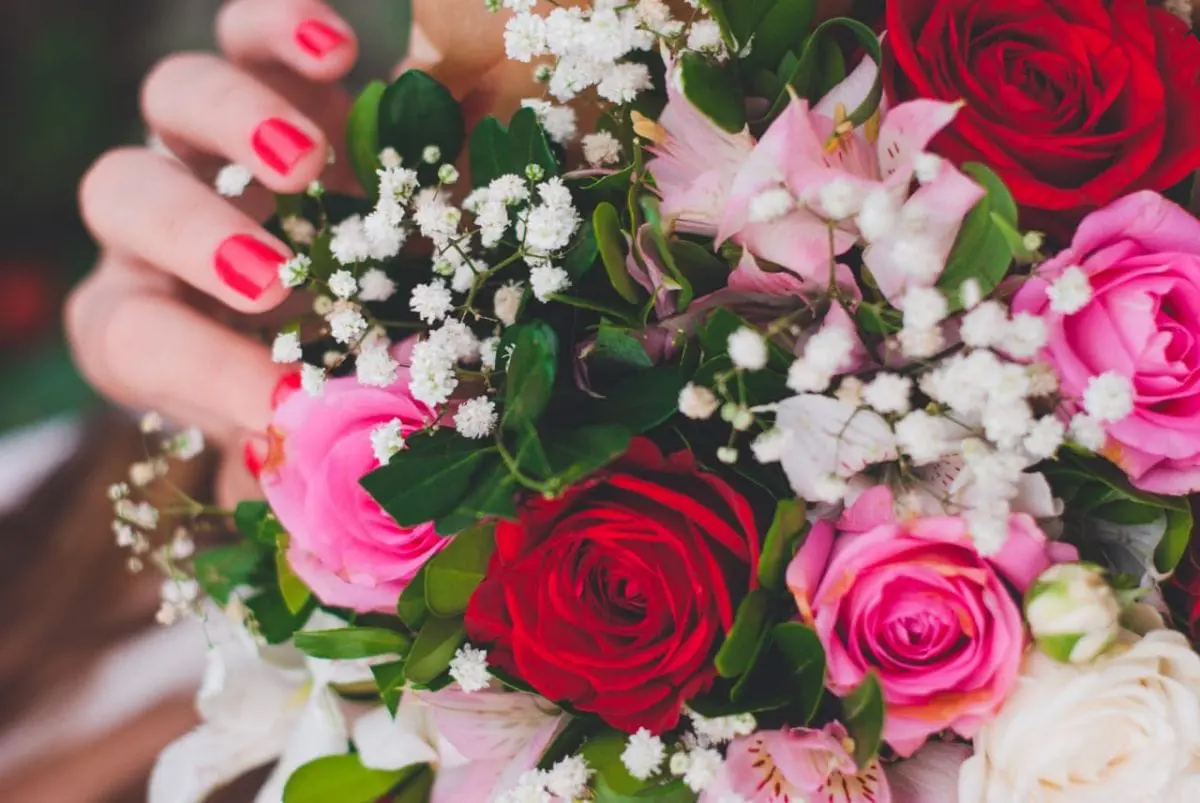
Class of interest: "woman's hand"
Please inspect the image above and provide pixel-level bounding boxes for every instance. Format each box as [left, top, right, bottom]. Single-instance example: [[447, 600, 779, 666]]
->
[[70, 0, 361, 501]]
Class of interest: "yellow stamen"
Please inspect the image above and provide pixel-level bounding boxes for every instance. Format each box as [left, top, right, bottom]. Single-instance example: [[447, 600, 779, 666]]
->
[[631, 110, 667, 145]]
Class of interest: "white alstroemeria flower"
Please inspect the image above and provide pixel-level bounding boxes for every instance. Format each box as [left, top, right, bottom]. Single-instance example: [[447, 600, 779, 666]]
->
[[775, 395, 898, 504], [149, 608, 371, 803], [354, 685, 565, 802]]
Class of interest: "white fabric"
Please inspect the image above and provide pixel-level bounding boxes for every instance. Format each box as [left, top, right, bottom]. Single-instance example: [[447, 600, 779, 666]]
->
[[0, 415, 83, 516]]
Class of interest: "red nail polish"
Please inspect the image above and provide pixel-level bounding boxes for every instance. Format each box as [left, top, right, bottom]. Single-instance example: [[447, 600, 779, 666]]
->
[[296, 19, 348, 58], [243, 437, 268, 479], [214, 235, 286, 300], [252, 118, 315, 175], [271, 371, 302, 411]]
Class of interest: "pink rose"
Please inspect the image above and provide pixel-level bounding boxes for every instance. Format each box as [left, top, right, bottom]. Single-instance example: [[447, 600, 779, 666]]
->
[[788, 496, 1075, 756], [702, 723, 890, 803], [1012, 190, 1200, 495], [263, 354, 448, 613]]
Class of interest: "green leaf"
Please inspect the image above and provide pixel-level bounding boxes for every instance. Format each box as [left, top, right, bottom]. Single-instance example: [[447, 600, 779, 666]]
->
[[234, 501, 272, 545], [669, 241, 729, 299], [508, 106, 559, 179], [842, 671, 885, 768], [594, 202, 640, 303], [742, 0, 816, 75], [771, 622, 827, 723], [406, 616, 466, 685], [640, 196, 694, 311], [766, 18, 882, 126], [282, 754, 412, 803], [294, 628, 411, 660], [1157, 505, 1194, 575], [246, 587, 312, 645], [469, 116, 513, 189], [715, 590, 771, 678], [937, 162, 1019, 305], [424, 524, 496, 617], [396, 568, 430, 632], [378, 70, 464, 182], [392, 766, 435, 803], [679, 51, 746, 134], [544, 424, 633, 490], [581, 732, 696, 801], [589, 369, 684, 433], [361, 433, 489, 527], [502, 322, 560, 430], [434, 456, 518, 536], [537, 717, 599, 772], [346, 80, 386, 200], [194, 544, 263, 605], [371, 660, 407, 716], [758, 500, 808, 591], [588, 326, 654, 370], [564, 225, 600, 282], [276, 541, 312, 615]]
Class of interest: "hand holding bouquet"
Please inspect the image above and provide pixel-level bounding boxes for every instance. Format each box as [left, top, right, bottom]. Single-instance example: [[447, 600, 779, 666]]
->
[[103, 1, 1200, 801]]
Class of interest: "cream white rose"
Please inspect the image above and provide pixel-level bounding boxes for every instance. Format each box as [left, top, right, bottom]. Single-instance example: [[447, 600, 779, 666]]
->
[[959, 630, 1200, 802]]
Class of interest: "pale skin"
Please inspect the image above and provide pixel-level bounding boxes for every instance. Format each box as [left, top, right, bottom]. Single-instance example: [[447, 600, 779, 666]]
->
[[69, 0, 850, 503]]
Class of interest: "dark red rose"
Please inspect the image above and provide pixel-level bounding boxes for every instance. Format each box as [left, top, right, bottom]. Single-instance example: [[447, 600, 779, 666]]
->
[[1168, 498, 1200, 638], [464, 438, 760, 734], [883, 0, 1200, 232]]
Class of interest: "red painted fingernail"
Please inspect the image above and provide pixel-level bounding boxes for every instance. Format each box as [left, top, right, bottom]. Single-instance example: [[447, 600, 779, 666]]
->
[[271, 371, 302, 410], [252, 118, 315, 175], [296, 19, 349, 58], [214, 235, 286, 300], [243, 436, 269, 479]]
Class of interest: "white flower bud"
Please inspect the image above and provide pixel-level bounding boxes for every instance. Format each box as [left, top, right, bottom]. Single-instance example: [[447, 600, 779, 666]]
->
[[679, 383, 720, 420], [1025, 564, 1121, 665]]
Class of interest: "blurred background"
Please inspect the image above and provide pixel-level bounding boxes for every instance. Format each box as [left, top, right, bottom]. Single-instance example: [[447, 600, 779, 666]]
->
[[0, 2, 410, 800]]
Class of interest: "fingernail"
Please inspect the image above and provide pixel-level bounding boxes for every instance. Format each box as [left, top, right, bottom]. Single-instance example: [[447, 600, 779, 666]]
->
[[243, 435, 269, 479], [296, 19, 349, 58], [215, 235, 286, 300], [252, 118, 315, 175], [271, 371, 302, 411]]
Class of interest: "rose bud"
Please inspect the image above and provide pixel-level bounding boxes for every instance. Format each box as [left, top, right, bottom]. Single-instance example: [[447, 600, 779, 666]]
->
[[1025, 564, 1121, 665]]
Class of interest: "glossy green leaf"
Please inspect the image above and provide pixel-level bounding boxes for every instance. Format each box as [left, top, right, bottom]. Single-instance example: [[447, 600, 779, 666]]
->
[[194, 544, 263, 605], [594, 202, 640, 303], [234, 501, 273, 546], [392, 766, 434, 803], [715, 590, 771, 678], [842, 671, 885, 768], [424, 524, 496, 617], [937, 163, 1018, 305], [766, 18, 882, 126], [275, 540, 312, 615], [294, 627, 411, 661], [582, 732, 695, 801], [564, 225, 600, 281], [282, 754, 412, 803], [346, 80, 386, 200], [537, 717, 599, 772], [406, 616, 466, 685], [669, 240, 729, 299], [361, 434, 490, 527], [434, 456, 518, 536], [508, 106, 559, 179], [771, 622, 827, 723], [246, 587, 313, 645], [679, 51, 746, 134], [743, 0, 816, 75], [1157, 505, 1193, 575], [371, 660, 407, 716], [545, 424, 633, 490], [469, 116, 513, 189], [378, 70, 464, 182], [397, 568, 429, 632], [502, 322, 559, 430], [639, 196, 694, 311], [758, 500, 808, 591], [588, 326, 654, 370], [590, 368, 684, 433]]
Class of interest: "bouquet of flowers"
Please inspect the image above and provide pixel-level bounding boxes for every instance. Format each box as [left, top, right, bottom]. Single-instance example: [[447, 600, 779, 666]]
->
[[118, 1, 1200, 801]]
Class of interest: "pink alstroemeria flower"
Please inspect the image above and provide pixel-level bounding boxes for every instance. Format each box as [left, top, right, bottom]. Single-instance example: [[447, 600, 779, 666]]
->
[[702, 722, 890, 803], [648, 57, 984, 301]]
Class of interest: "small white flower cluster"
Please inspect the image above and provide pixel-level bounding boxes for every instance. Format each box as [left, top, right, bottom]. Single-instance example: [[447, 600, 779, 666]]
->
[[448, 644, 491, 692], [496, 755, 591, 803], [501, 1, 657, 105], [215, 163, 254, 198], [621, 728, 667, 781], [408, 319, 483, 409]]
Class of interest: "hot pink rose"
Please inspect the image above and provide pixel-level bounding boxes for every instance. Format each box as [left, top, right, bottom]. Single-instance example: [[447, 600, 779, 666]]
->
[[702, 723, 890, 803], [263, 355, 448, 613], [788, 494, 1075, 756], [1012, 190, 1200, 495]]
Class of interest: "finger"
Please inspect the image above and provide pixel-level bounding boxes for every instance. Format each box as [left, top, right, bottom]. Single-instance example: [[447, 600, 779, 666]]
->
[[65, 259, 288, 438], [217, 0, 358, 83], [80, 147, 291, 312], [142, 53, 327, 193]]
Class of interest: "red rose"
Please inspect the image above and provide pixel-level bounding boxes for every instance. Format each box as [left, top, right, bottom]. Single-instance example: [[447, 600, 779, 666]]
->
[[464, 438, 760, 733], [883, 0, 1200, 232]]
